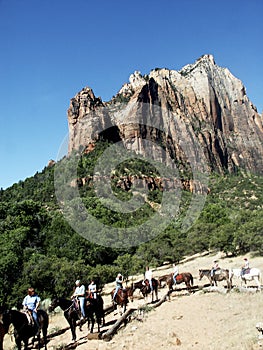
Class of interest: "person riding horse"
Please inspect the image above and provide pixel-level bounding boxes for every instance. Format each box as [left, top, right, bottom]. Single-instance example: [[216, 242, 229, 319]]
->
[[88, 280, 97, 299], [144, 266, 153, 292], [22, 287, 40, 334], [210, 260, 220, 278], [112, 273, 123, 303], [241, 258, 250, 276], [71, 280, 86, 320], [172, 264, 179, 285]]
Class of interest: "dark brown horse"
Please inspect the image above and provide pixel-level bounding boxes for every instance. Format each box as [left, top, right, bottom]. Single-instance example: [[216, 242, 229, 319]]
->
[[165, 272, 194, 293], [132, 278, 158, 303], [49, 297, 82, 341], [1, 309, 48, 350], [85, 294, 105, 332], [0, 312, 5, 350], [110, 288, 130, 315]]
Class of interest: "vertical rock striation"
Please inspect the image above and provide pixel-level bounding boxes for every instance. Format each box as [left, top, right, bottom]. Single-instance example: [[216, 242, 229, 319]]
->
[[68, 54, 263, 175]]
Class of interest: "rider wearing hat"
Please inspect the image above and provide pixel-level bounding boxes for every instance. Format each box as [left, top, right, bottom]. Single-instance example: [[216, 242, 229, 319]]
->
[[210, 260, 220, 277]]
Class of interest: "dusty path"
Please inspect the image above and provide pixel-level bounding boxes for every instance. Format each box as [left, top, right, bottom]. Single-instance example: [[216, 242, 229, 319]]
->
[[4, 252, 263, 349]]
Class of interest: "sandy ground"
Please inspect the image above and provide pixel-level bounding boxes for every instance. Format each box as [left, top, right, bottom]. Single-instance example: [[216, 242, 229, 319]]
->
[[3, 252, 263, 350]]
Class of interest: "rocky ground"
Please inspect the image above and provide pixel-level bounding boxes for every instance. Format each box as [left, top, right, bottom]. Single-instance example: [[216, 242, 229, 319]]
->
[[3, 252, 263, 350]]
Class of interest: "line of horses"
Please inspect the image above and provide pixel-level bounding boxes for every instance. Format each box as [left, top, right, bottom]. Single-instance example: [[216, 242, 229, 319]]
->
[[0, 267, 261, 349], [198, 267, 262, 290]]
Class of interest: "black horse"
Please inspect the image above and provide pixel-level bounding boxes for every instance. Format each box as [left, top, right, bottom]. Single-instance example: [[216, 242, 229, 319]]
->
[[1, 309, 48, 350], [85, 294, 105, 333], [49, 296, 104, 341], [49, 297, 80, 341]]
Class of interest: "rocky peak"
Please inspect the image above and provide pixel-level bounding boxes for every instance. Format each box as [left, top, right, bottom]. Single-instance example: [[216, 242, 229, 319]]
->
[[67, 55, 263, 175]]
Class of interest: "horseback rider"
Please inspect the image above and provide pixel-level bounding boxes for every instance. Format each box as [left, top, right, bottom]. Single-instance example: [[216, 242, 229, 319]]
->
[[22, 287, 40, 333], [144, 266, 153, 292], [241, 258, 250, 276], [71, 280, 86, 320], [112, 273, 123, 303], [172, 263, 179, 285], [210, 260, 220, 277], [88, 279, 97, 299]]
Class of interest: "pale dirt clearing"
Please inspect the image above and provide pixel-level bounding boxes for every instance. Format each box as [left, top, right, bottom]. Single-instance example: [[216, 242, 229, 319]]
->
[[4, 252, 263, 350]]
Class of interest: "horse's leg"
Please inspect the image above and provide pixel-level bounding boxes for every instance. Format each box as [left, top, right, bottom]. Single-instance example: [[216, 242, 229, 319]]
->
[[43, 328, 48, 350], [90, 315, 95, 333], [71, 319, 77, 341], [24, 338, 28, 350], [14, 333, 22, 350], [37, 330, 41, 350], [97, 313, 101, 333], [256, 277, 261, 291]]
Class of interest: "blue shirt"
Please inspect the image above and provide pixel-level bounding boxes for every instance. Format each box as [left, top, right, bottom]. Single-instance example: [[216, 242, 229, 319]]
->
[[23, 294, 40, 311]]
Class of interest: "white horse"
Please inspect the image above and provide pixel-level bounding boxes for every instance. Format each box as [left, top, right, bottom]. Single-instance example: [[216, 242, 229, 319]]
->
[[230, 268, 261, 290]]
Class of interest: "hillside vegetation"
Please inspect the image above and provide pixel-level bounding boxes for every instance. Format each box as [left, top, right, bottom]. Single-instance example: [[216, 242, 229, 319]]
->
[[0, 140, 262, 307]]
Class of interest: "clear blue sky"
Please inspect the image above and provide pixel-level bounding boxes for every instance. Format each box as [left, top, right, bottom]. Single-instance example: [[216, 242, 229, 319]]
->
[[0, 0, 262, 189]]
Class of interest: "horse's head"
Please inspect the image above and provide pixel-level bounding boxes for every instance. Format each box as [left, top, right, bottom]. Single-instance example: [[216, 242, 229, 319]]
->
[[0, 309, 11, 334], [199, 269, 204, 280], [48, 297, 60, 313]]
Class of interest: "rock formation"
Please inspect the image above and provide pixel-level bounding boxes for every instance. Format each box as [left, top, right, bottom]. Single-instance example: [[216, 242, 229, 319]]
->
[[67, 54, 263, 176]]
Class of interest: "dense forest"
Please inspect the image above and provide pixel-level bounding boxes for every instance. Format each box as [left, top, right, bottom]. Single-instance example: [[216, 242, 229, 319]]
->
[[0, 140, 262, 307]]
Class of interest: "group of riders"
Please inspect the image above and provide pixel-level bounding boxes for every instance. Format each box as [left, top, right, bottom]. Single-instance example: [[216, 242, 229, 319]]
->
[[21, 258, 252, 334], [22, 279, 98, 334], [210, 257, 251, 278]]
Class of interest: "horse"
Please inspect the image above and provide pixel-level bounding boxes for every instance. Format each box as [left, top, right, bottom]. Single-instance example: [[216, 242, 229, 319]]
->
[[166, 272, 194, 293], [158, 274, 172, 288], [230, 268, 261, 290], [199, 268, 232, 289], [48, 297, 81, 342], [0, 312, 5, 350], [85, 294, 105, 333], [1, 309, 48, 350], [110, 287, 130, 315], [132, 278, 158, 303]]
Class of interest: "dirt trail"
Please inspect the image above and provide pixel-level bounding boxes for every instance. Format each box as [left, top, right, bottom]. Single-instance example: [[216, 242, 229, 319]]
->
[[4, 252, 263, 349]]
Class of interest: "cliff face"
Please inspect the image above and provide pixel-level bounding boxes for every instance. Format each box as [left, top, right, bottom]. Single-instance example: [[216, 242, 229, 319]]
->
[[67, 54, 263, 175]]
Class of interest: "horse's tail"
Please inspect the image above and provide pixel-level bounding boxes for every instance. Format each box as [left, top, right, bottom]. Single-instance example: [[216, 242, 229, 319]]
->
[[228, 268, 233, 282], [190, 273, 194, 286]]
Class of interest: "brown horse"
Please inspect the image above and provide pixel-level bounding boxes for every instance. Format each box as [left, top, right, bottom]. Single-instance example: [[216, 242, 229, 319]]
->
[[199, 269, 232, 289], [132, 278, 159, 303], [165, 272, 194, 293], [110, 288, 130, 315], [158, 273, 172, 288]]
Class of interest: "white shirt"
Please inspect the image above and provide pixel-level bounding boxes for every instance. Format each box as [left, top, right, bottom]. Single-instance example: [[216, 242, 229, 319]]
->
[[88, 283, 97, 293], [173, 266, 179, 275], [74, 284, 85, 298], [145, 269, 153, 280]]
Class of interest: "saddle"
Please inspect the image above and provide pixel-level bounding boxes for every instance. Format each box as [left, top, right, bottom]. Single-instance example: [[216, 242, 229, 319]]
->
[[242, 268, 250, 275]]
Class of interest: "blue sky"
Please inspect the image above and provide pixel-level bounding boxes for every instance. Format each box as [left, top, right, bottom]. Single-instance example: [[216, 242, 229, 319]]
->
[[0, 0, 262, 189]]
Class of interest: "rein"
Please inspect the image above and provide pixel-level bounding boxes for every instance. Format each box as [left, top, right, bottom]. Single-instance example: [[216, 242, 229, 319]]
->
[[64, 301, 75, 313]]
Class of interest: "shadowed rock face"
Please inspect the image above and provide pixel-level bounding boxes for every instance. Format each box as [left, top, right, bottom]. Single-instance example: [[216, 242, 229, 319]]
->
[[68, 54, 263, 175]]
